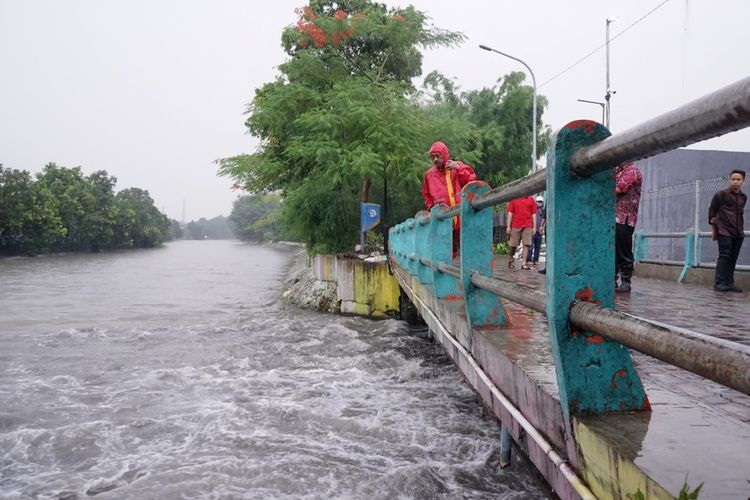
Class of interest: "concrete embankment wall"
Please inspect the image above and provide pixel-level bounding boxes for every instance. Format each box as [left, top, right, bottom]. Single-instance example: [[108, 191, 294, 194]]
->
[[302, 254, 400, 318], [311, 254, 400, 318]]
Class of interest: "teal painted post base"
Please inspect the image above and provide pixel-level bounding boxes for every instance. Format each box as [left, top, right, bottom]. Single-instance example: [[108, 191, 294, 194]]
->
[[460, 181, 508, 330], [546, 120, 649, 418], [415, 211, 432, 284], [430, 204, 460, 299]]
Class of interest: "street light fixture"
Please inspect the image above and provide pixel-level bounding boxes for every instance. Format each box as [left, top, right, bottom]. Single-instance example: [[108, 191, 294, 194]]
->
[[479, 44, 537, 173], [577, 99, 606, 124], [605, 17, 617, 128]]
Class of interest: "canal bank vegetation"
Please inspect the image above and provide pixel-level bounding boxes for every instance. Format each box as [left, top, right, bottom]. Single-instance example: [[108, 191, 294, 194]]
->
[[0, 163, 176, 256], [217, 0, 550, 255]]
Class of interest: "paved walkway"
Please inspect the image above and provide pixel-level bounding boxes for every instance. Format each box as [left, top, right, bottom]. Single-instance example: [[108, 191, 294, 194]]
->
[[491, 256, 750, 499], [494, 257, 750, 418]]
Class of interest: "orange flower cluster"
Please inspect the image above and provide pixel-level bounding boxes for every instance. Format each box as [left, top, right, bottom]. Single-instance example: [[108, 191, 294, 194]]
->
[[297, 20, 329, 48], [391, 15, 404, 22], [295, 6, 354, 48]]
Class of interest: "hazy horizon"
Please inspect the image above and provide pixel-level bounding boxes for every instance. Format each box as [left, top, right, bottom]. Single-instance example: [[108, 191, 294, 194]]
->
[[2, 0, 748, 221]]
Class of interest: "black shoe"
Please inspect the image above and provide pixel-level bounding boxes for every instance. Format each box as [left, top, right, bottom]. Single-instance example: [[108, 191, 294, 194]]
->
[[714, 285, 731, 292], [729, 285, 743, 293], [615, 282, 631, 294], [538, 268, 546, 274]]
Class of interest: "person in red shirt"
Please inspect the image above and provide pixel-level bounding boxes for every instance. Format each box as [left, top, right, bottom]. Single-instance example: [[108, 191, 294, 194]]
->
[[506, 196, 537, 270], [421, 141, 477, 256]]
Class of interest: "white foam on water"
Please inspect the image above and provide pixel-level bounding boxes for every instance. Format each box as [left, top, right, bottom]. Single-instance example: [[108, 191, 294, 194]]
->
[[0, 243, 550, 499]]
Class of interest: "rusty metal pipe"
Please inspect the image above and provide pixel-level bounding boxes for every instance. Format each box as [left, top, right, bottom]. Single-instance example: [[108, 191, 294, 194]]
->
[[471, 169, 547, 211], [470, 273, 546, 314], [570, 301, 750, 395], [436, 262, 461, 279], [465, 269, 750, 394], [571, 76, 750, 177]]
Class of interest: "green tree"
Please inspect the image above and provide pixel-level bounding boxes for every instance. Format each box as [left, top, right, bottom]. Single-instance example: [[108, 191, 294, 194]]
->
[[218, 1, 464, 254], [421, 70, 551, 187], [113, 188, 170, 248], [0, 165, 65, 255], [35, 163, 119, 252], [229, 193, 283, 241]]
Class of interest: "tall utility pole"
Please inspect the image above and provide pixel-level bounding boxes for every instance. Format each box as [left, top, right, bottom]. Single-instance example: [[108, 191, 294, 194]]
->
[[479, 44, 537, 173], [605, 17, 617, 128]]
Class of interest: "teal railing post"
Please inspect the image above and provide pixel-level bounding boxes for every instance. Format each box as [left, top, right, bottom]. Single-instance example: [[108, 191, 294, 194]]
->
[[459, 181, 508, 330], [430, 203, 461, 299], [678, 231, 695, 283], [415, 211, 433, 284], [633, 229, 647, 263], [546, 119, 649, 418], [405, 218, 417, 276], [390, 225, 401, 267]]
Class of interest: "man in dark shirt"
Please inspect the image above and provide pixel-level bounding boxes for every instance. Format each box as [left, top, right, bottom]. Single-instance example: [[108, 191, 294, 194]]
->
[[708, 169, 746, 292]]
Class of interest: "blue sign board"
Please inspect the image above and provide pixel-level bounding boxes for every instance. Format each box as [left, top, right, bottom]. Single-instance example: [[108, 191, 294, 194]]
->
[[360, 202, 381, 232]]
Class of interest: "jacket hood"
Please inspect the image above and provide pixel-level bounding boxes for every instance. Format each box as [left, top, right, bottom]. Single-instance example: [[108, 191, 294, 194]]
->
[[429, 142, 450, 166]]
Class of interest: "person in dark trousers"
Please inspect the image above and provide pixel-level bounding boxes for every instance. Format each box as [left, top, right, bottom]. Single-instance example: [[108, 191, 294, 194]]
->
[[709, 169, 746, 292], [530, 196, 546, 267], [615, 162, 643, 294]]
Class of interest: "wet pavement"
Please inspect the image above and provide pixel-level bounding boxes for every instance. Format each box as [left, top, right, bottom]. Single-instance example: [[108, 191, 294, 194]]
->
[[492, 256, 750, 499]]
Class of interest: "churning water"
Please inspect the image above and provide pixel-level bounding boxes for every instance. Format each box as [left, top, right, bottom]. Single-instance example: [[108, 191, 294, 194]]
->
[[0, 240, 548, 499]]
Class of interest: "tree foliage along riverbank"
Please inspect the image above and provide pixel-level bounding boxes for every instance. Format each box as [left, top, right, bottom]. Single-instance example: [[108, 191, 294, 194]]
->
[[0, 163, 174, 255], [217, 0, 549, 254]]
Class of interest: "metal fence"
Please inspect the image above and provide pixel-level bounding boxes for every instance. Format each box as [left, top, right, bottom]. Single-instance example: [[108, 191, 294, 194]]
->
[[637, 176, 750, 280]]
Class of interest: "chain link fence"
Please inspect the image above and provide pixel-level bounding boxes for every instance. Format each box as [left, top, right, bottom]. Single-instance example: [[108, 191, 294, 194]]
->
[[638, 177, 749, 266]]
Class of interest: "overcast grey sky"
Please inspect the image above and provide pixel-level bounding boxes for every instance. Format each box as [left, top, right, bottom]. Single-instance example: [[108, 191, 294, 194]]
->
[[2, 1, 748, 221]]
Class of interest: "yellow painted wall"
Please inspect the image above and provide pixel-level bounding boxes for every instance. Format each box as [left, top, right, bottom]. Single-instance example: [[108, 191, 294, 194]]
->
[[352, 261, 400, 318], [573, 418, 673, 500]]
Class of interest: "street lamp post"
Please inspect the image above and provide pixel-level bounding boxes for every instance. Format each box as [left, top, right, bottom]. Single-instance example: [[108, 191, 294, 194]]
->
[[479, 44, 537, 173], [605, 17, 617, 128], [577, 99, 606, 124]]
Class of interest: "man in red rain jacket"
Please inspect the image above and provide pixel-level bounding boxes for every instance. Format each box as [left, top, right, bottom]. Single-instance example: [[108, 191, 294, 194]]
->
[[421, 141, 477, 256]]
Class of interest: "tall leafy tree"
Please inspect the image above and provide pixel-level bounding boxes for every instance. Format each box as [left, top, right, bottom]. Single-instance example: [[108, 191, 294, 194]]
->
[[218, 1, 464, 254], [0, 165, 65, 254], [421, 70, 551, 187], [229, 194, 283, 242], [113, 188, 170, 248]]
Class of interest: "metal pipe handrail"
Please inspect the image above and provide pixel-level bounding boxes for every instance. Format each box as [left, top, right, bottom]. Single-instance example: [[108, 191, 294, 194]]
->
[[465, 270, 750, 395], [441, 76, 750, 213], [569, 301, 750, 396], [641, 232, 688, 238], [471, 273, 546, 314], [641, 260, 750, 272], [392, 77, 750, 230], [571, 76, 750, 177], [471, 169, 547, 211]]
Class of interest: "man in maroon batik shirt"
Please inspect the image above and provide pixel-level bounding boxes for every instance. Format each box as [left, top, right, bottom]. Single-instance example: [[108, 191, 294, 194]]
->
[[615, 162, 642, 293]]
